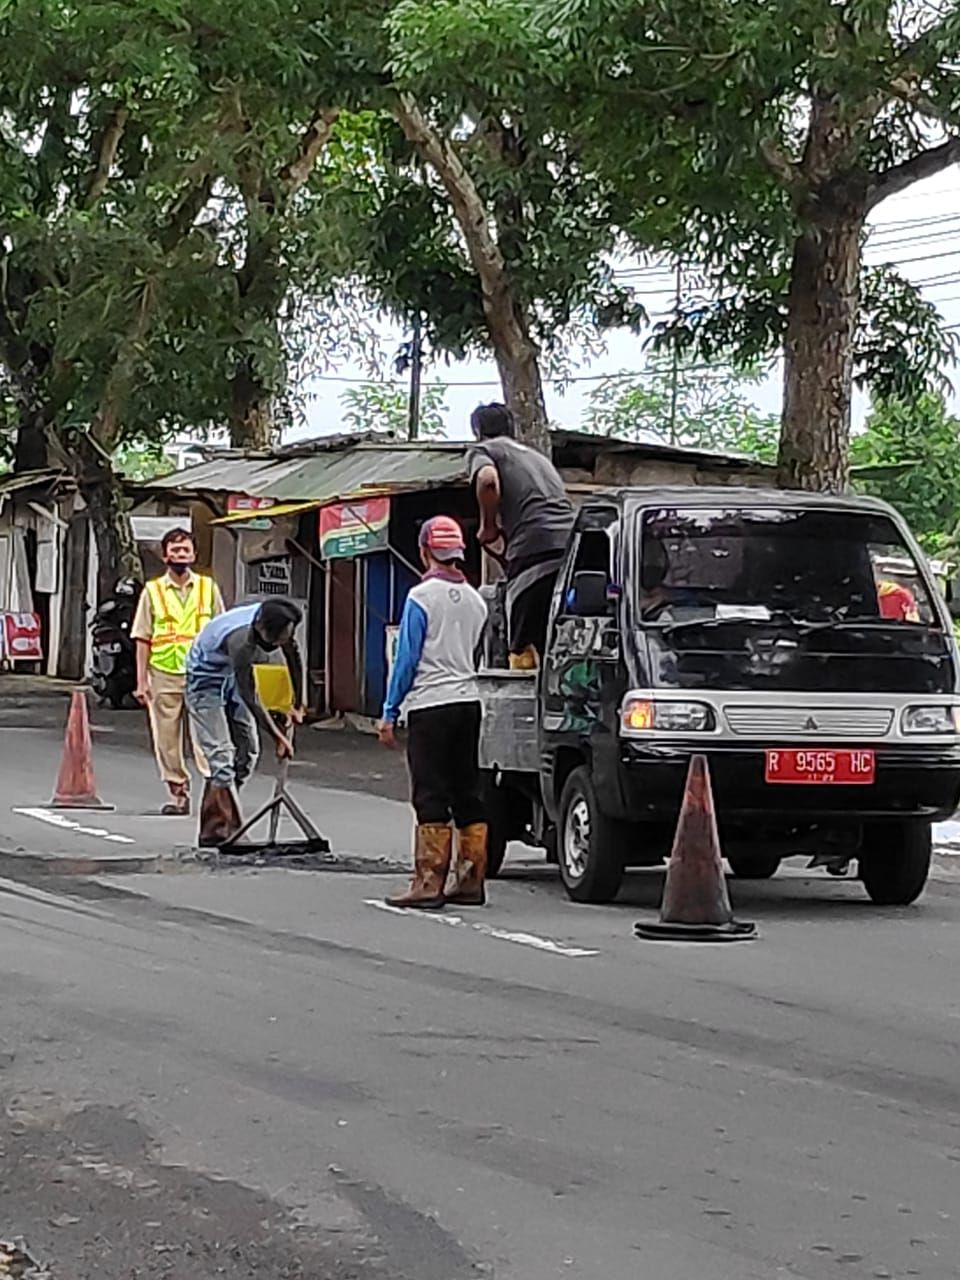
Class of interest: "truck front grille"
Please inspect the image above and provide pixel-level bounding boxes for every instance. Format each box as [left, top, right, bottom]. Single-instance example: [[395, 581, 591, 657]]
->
[[724, 706, 894, 738]]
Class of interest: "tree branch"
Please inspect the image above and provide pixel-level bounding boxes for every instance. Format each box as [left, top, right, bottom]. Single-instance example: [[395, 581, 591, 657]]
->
[[279, 104, 339, 198], [895, 9, 960, 76], [758, 137, 803, 194], [888, 74, 960, 132], [394, 93, 507, 294], [83, 104, 130, 209], [90, 278, 158, 448], [158, 173, 215, 253], [867, 137, 960, 210], [35, 85, 73, 214]]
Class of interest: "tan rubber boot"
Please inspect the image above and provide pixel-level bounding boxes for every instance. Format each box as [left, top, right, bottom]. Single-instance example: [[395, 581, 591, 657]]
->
[[446, 824, 488, 906], [386, 825, 453, 910], [508, 647, 538, 671], [198, 781, 243, 848]]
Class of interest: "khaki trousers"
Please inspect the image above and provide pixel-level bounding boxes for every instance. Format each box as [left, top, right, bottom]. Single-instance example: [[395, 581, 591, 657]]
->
[[147, 668, 209, 788]]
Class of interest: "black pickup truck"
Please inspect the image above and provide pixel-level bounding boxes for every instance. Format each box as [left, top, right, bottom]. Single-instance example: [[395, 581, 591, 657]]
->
[[478, 487, 960, 906]]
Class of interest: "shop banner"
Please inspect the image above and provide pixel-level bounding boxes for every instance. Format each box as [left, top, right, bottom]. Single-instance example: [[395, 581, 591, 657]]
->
[[319, 497, 390, 560], [227, 494, 274, 531]]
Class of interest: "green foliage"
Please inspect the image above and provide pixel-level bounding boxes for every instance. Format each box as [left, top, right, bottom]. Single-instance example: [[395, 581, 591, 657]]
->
[[385, 2, 646, 364], [393, 0, 960, 468], [583, 358, 780, 459], [0, 0, 391, 464], [114, 443, 176, 482], [340, 382, 448, 439], [852, 394, 960, 554]]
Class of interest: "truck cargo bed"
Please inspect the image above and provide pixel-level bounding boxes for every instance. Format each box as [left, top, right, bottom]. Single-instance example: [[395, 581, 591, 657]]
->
[[478, 669, 539, 773]]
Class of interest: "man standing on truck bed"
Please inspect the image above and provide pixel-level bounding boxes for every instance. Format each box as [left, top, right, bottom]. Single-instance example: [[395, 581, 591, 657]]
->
[[469, 403, 574, 669], [378, 516, 489, 910]]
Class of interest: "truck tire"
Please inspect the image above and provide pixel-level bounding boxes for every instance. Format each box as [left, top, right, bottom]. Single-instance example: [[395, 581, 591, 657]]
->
[[558, 766, 626, 903], [727, 852, 781, 880], [860, 820, 932, 906]]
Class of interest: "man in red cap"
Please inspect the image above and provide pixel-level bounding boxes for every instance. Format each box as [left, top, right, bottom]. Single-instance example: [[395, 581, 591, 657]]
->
[[378, 516, 490, 909]]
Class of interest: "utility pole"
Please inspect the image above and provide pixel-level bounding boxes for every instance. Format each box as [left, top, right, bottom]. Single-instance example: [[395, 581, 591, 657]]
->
[[407, 314, 423, 441], [668, 258, 682, 446]]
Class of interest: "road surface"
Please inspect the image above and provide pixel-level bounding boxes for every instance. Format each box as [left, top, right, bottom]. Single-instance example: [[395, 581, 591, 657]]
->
[[2, 693, 960, 1279]]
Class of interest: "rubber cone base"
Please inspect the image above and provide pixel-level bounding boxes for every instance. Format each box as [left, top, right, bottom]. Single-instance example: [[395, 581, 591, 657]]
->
[[634, 920, 757, 943]]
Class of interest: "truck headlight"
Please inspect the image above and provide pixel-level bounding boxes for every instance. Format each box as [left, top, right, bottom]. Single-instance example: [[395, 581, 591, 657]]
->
[[901, 705, 960, 735], [621, 698, 716, 734]]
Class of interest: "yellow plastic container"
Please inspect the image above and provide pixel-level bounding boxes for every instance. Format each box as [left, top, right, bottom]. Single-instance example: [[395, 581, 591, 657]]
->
[[253, 663, 295, 713]]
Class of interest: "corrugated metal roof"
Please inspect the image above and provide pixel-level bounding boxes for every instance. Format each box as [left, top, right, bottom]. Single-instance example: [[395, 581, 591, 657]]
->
[[150, 443, 469, 504], [0, 468, 69, 496], [149, 429, 772, 508]]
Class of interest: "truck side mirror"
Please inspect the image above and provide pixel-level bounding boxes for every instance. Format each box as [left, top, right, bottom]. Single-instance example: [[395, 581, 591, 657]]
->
[[568, 571, 613, 617]]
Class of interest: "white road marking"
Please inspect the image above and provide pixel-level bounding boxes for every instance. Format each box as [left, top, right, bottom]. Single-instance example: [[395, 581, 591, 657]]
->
[[365, 899, 598, 958], [13, 807, 136, 845]]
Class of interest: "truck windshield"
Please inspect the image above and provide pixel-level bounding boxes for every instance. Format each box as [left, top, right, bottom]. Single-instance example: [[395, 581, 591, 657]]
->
[[639, 507, 939, 629]]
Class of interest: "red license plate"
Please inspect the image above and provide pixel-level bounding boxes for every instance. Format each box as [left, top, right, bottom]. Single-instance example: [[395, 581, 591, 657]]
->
[[765, 748, 875, 785]]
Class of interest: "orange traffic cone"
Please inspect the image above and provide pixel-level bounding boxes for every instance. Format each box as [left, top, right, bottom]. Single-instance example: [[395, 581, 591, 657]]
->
[[634, 755, 755, 942], [47, 689, 113, 811]]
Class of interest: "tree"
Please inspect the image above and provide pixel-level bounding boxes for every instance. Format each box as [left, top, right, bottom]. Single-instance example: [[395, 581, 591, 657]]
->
[[340, 382, 448, 438], [404, 0, 960, 487], [382, 6, 645, 452], [584, 357, 780, 459], [0, 1, 382, 593], [0, 0, 242, 590], [852, 393, 960, 554]]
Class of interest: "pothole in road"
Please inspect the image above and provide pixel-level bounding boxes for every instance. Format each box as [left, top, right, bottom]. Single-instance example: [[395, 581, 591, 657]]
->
[[0, 1241, 50, 1279]]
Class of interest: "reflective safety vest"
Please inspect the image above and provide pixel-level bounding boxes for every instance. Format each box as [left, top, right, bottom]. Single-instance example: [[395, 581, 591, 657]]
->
[[147, 574, 216, 674]]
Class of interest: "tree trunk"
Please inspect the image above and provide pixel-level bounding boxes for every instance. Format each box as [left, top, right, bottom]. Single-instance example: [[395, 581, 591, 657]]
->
[[80, 451, 142, 602], [229, 361, 277, 449], [778, 207, 865, 491], [493, 326, 550, 454], [226, 107, 338, 451], [394, 95, 551, 454], [229, 211, 285, 450], [13, 404, 50, 473]]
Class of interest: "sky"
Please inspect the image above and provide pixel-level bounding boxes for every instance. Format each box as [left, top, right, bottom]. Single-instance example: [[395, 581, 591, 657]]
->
[[290, 165, 960, 447]]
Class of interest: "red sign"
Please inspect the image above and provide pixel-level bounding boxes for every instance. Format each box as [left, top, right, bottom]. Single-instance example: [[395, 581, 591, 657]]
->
[[319, 497, 391, 559], [2, 612, 43, 662], [765, 748, 875, 786], [227, 494, 275, 513]]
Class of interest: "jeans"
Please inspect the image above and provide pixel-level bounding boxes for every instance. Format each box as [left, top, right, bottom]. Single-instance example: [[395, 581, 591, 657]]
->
[[406, 701, 484, 827], [186, 676, 259, 789]]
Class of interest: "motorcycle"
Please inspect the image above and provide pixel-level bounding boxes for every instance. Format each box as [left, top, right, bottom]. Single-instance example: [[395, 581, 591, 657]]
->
[[90, 577, 142, 709]]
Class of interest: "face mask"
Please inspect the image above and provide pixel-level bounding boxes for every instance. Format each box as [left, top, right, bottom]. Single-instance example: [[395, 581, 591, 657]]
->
[[166, 561, 193, 577]]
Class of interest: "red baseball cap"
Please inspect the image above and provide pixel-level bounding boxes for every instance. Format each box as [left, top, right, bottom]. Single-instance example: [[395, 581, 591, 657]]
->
[[419, 515, 466, 562]]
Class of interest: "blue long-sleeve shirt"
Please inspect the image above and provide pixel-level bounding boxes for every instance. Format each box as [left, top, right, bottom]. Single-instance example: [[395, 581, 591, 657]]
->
[[383, 596, 428, 723], [382, 575, 488, 723]]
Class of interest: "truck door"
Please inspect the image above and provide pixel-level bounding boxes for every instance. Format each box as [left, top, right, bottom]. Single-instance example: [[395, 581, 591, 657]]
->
[[542, 507, 623, 770]]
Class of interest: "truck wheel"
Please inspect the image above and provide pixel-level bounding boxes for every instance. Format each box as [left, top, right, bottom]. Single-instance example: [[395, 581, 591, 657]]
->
[[558, 767, 626, 903], [727, 852, 781, 880], [860, 821, 932, 906]]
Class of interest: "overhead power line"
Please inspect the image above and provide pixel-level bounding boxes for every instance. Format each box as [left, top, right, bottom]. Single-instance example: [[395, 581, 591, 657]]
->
[[322, 361, 763, 390]]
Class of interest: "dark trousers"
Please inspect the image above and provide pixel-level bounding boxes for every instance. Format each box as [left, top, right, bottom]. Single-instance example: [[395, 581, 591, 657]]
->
[[508, 564, 562, 655], [406, 701, 484, 828]]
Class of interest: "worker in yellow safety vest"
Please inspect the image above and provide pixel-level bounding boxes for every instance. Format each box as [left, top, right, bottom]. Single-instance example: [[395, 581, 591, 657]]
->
[[131, 528, 224, 814]]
